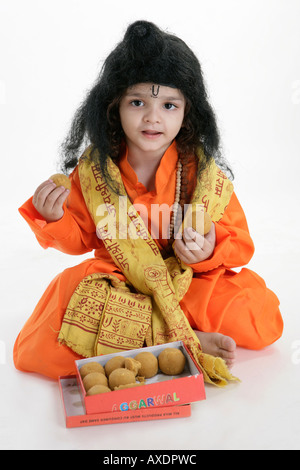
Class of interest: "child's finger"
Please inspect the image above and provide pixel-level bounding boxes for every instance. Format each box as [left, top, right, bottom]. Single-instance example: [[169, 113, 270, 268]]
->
[[201, 223, 216, 252], [43, 185, 67, 209], [173, 238, 198, 264], [204, 222, 215, 243], [33, 179, 55, 196], [182, 228, 204, 251], [52, 188, 70, 210], [33, 180, 56, 207]]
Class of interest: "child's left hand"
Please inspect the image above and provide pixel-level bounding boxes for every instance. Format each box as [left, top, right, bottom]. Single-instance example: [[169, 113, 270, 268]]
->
[[173, 223, 216, 265]]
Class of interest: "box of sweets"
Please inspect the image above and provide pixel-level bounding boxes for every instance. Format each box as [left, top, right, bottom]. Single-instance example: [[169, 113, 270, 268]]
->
[[59, 376, 192, 428], [59, 341, 206, 428]]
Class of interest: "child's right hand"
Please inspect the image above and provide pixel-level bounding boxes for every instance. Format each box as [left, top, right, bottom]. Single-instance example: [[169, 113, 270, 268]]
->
[[32, 180, 70, 223]]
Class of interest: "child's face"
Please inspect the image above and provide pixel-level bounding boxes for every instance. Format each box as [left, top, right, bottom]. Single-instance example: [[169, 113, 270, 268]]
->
[[119, 83, 186, 159]]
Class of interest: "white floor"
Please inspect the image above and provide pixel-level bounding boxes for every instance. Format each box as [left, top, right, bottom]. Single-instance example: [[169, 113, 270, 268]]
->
[[1, 211, 299, 450]]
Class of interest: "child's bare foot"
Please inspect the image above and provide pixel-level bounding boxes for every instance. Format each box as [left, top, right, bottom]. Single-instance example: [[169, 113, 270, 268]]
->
[[194, 330, 236, 368]]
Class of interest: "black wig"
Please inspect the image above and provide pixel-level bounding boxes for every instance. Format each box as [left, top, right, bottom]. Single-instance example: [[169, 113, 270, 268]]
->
[[60, 20, 232, 184]]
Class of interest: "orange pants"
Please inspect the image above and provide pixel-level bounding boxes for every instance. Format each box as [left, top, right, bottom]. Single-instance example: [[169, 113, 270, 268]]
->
[[13, 258, 283, 380]]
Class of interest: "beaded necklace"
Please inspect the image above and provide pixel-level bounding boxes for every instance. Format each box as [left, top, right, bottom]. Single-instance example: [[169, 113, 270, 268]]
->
[[169, 159, 182, 240]]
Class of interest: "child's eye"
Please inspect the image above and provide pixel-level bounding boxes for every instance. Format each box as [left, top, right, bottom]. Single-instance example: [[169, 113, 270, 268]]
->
[[164, 103, 177, 110], [130, 100, 144, 107]]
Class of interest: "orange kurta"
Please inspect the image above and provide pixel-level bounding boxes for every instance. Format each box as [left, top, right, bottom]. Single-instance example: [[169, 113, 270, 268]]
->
[[14, 143, 283, 379]]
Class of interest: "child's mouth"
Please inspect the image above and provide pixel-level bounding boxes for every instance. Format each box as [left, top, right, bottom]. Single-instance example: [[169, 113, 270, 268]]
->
[[142, 130, 162, 138]]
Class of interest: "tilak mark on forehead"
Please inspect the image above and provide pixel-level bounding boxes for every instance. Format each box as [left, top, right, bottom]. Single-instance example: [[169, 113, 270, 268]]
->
[[151, 85, 160, 98]]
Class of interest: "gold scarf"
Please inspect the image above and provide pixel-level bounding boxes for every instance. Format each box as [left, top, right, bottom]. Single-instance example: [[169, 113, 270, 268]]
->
[[58, 146, 238, 387]]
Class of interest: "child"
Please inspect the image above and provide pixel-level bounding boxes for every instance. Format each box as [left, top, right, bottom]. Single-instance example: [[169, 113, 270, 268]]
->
[[14, 21, 283, 385]]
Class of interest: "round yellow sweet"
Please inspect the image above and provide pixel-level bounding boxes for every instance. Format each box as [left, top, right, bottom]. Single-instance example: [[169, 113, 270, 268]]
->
[[134, 351, 158, 378], [124, 357, 141, 376], [86, 384, 111, 396], [186, 207, 212, 235], [49, 173, 71, 191], [108, 368, 136, 390], [204, 211, 212, 234], [104, 356, 126, 377], [158, 348, 186, 375], [82, 372, 108, 392], [80, 362, 105, 379]]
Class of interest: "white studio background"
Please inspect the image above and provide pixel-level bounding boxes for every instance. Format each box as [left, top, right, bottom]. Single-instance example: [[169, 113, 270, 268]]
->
[[0, 0, 299, 259], [0, 0, 300, 450]]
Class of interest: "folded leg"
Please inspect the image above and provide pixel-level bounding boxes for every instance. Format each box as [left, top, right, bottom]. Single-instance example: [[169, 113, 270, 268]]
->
[[180, 267, 283, 350], [13, 259, 125, 379]]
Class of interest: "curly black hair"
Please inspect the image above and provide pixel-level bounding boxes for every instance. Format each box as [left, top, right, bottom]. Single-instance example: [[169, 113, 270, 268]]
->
[[60, 20, 233, 187]]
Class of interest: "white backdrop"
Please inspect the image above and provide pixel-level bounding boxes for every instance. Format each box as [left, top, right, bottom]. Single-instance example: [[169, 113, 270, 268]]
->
[[0, 0, 299, 450]]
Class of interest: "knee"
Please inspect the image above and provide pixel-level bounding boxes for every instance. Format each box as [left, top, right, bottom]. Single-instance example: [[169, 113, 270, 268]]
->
[[237, 305, 284, 350], [230, 270, 284, 350]]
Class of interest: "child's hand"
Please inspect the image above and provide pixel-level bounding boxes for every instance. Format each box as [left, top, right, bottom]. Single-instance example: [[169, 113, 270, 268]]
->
[[32, 180, 70, 223], [174, 223, 216, 264]]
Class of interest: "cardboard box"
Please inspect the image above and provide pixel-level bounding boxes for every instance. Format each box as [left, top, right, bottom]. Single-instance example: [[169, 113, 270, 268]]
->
[[59, 376, 192, 428], [74, 341, 206, 416]]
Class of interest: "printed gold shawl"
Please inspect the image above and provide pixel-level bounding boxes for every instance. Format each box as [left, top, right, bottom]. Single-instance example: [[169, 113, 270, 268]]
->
[[58, 146, 238, 387]]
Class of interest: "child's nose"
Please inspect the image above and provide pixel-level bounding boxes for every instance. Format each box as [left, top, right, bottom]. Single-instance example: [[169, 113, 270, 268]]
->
[[143, 106, 161, 124]]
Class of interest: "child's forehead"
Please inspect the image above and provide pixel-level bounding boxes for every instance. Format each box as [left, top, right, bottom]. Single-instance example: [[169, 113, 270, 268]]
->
[[125, 83, 184, 100]]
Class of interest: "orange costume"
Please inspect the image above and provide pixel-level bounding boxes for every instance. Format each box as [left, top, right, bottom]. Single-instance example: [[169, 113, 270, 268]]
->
[[14, 143, 283, 379]]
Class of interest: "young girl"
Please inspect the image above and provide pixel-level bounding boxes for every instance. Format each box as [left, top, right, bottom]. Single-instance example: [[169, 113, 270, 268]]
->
[[14, 21, 283, 386]]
